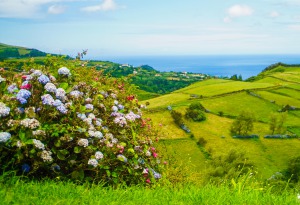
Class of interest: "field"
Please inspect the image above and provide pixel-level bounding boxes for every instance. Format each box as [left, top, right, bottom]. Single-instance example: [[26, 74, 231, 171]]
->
[[143, 65, 300, 180]]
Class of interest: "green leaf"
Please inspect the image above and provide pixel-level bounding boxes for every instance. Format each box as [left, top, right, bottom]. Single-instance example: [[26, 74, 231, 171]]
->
[[112, 172, 118, 178], [59, 82, 69, 90], [59, 149, 69, 155], [19, 131, 26, 141], [106, 170, 111, 177], [25, 139, 33, 145], [74, 146, 82, 154], [57, 151, 66, 160], [80, 105, 86, 112], [29, 149, 36, 154], [54, 140, 62, 147]]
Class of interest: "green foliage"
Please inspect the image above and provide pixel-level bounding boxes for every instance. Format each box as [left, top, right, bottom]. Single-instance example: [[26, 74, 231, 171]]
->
[[285, 156, 300, 183], [185, 102, 206, 122], [205, 150, 255, 184], [230, 111, 255, 136], [0, 57, 162, 185], [269, 113, 287, 134], [170, 110, 184, 126]]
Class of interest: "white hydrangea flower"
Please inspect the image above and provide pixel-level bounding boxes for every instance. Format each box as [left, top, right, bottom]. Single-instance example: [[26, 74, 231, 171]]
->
[[41, 150, 53, 162], [33, 139, 45, 150], [88, 159, 98, 167], [0, 102, 10, 118], [20, 118, 40, 129], [78, 138, 88, 147], [0, 75, 6, 82], [145, 150, 151, 157], [44, 83, 57, 93], [58, 67, 71, 76], [95, 151, 104, 160]]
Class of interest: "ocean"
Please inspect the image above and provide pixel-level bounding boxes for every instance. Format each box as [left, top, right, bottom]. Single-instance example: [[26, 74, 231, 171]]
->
[[100, 55, 300, 79]]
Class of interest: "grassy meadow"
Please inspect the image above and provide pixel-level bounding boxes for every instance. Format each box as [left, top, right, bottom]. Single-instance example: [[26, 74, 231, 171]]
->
[[142, 65, 300, 181]]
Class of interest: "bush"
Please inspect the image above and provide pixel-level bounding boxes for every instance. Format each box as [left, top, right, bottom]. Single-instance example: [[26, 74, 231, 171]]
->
[[185, 102, 206, 122], [230, 111, 255, 136], [0, 57, 163, 185], [170, 110, 184, 126]]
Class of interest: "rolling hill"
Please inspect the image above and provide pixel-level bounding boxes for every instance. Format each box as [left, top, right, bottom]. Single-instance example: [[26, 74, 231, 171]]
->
[[142, 64, 300, 180]]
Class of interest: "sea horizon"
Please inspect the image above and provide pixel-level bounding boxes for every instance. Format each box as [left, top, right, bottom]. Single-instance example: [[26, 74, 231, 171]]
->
[[95, 54, 300, 80]]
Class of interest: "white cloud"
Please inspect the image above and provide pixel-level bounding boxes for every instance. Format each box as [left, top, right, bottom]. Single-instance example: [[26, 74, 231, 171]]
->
[[227, 5, 253, 18], [223, 5, 254, 23], [270, 11, 280, 18], [48, 4, 65, 14], [81, 0, 117, 12], [0, 0, 77, 18]]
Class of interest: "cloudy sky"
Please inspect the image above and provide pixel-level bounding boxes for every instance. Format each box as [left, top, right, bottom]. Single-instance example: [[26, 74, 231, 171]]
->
[[0, 0, 300, 57]]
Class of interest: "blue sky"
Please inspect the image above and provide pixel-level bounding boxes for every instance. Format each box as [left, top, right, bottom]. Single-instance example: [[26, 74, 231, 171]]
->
[[0, 0, 300, 57]]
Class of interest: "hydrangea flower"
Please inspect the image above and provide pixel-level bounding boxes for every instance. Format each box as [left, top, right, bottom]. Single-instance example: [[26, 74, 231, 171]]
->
[[41, 94, 55, 106], [114, 100, 119, 105], [114, 116, 127, 127], [78, 138, 89, 147], [55, 88, 66, 100], [85, 98, 92, 103], [0, 132, 11, 143], [112, 106, 118, 112], [15, 107, 25, 114], [88, 130, 103, 139], [70, 90, 83, 98], [85, 104, 94, 110], [41, 150, 53, 162], [56, 105, 68, 114], [33, 139, 45, 150], [32, 70, 43, 76], [21, 164, 30, 173], [58, 67, 71, 76], [38, 74, 50, 85], [0, 102, 10, 117], [16, 89, 31, 104], [44, 83, 57, 93], [53, 99, 63, 107], [77, 113, 87, 120], [125, 111, 140, 122], [7, 84, 18, 93], [20, 118, 40, 129], [21, 81, 30, 86], [88, 159, 98, 167], [118, 104, 124, 110], [95, 151, 104, 160]]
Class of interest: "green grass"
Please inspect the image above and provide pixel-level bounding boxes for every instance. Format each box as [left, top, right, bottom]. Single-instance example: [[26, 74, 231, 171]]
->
[[200, 92, 280, 122], [1, 177, 299, 205], [256, 90, 300, 108], [174, 79, 274, 97]]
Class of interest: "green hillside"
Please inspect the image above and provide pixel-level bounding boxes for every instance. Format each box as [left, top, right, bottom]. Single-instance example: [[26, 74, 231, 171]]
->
[[0, 43, 48, 60], [142, 65, 300, 180]]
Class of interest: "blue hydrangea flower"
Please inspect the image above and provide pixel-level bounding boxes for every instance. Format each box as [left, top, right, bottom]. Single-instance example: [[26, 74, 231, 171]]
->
[[112, 106, 118, 112], [53, 99, 63, 107], [21, 164, 30, 173], [44, 83, 57, 93], [16, 89, 31, 104], [38, 75, 50, 85], [70, 90, 83, 98], [56, 88, 66, 100], [118, 104, 124, 110], [51, 164, 61, 171], [0, 132, 11, 143], [41, 94, 55, 106], [56, 105, 68, 114]]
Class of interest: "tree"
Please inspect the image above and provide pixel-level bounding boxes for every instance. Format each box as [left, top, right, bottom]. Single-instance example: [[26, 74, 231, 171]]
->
[[230, 111, 255, 136], [276, 113, 287, 134], [185, 102, 206, 122], [269, 113, 278, 135]]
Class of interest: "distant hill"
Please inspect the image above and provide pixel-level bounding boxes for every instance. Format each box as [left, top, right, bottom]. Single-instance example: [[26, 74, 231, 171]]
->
[[0, 43, 49, 60]]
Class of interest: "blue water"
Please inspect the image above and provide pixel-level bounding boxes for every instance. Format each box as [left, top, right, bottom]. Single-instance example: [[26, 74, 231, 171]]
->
[[100, 55, 300, 79]]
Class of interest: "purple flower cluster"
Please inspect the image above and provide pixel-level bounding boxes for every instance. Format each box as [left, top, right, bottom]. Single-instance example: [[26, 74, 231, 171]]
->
[[125, 111, 141, 122], [85, 104, 94, 110], [16, 89, 31, 104], [0, 132, 11, 143], [55, 88, 66, 100], [70, 90, 83, 98], [38, 75, 50, 85], [114, 116, 127, 127], [41, 94, 55, 106]]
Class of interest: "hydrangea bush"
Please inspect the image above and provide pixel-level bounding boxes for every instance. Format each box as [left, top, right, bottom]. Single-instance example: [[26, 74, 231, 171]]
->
[[0, 60, 162, 185]]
